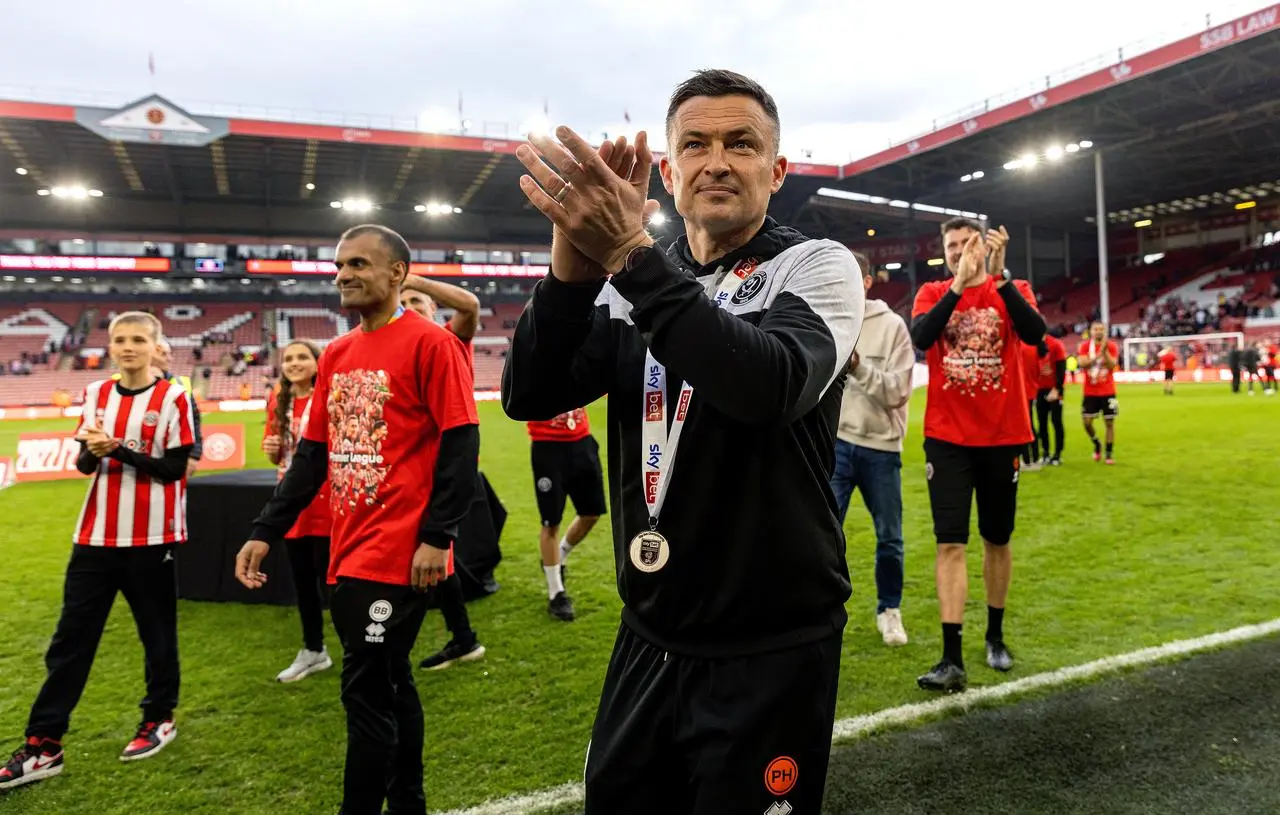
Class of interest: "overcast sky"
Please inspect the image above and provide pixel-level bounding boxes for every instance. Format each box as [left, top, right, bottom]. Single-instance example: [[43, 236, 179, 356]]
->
[[0, 0, 1267, 162]]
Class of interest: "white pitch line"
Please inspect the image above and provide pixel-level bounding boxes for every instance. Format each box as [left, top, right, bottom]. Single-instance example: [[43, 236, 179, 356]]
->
[[434, 617, 1280, 815]]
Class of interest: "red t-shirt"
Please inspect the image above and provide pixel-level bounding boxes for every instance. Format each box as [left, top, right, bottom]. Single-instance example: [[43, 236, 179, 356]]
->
[[303, 311, 480, 586], [1020, 343, 1041, 401], [445, 319, 476, 377], [1265, 345, 1278, 366], [1158, 350, 1177, 371], [912, 277, 1038, 447], [528, 408, 591, 442], [1077, 339, 1119, 397], [1037, 336, 1067, 390], [265, 388, 332, 539]]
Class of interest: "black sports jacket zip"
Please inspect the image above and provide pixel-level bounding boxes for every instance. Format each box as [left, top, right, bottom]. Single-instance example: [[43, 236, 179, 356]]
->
[[502, 218, 864, 658]]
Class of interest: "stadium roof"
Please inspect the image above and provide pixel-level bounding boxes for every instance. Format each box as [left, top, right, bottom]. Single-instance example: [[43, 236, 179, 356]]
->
[[0, 5, 1275, 248], [817, 5, 1280, 233], [0, 96, 846, 247]]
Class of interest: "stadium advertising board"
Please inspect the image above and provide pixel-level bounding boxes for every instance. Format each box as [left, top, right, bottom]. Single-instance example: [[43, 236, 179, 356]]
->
[[848, 235, 943, 264], [14, 423, 246, 483], [246, 260, 549, 277], [0, 255, 171, 272]]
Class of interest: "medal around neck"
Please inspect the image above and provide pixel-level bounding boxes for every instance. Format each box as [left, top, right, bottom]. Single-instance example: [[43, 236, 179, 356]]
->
[[629, 530, 670, 573], [633, 258, 757, 577]]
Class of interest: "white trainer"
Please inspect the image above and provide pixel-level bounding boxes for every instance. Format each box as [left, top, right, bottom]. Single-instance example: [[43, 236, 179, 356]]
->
[[276, 647, 333, 683], [876, 608, 909, 647]]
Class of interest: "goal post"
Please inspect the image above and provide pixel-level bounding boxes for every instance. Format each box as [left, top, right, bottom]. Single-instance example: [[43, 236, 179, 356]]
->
[[1121, 331, 1244, 372]]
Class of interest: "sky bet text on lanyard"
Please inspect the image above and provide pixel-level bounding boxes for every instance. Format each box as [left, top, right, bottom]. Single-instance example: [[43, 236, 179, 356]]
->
[[634, 257, 759, 573]]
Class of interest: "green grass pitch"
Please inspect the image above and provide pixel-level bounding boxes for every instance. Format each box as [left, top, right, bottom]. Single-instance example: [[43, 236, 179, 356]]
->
[[0, 383, 1276, 813]]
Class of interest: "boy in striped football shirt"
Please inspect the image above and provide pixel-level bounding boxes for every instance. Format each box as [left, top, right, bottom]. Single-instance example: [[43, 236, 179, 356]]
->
[[0, 311, 195, 792]]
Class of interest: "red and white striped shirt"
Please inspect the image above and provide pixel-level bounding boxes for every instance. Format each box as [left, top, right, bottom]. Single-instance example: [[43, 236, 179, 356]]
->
[[73, 378, 195, 547]]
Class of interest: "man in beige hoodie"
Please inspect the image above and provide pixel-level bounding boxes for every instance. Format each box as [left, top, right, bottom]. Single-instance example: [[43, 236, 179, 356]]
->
[[830, 252, 914, 646]]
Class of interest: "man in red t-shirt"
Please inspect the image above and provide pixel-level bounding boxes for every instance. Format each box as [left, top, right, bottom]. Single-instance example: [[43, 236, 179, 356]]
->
[[910, 218, 1045, 693], [1158, 346, 1178, 395], [528, 407, 606, 621], [400, 277, 489, 671], [1077, 321, 1119, 464], [401, 275, 480, 371], [1034, 333, 1068, 465], [1019, 342, 1043, 471], [236, 225, 480, 814]]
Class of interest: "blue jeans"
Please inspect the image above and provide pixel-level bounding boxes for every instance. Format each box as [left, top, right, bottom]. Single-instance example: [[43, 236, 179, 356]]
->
[[830, 440, 904, 613]]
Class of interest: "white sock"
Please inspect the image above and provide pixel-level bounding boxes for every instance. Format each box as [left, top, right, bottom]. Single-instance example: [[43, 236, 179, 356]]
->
[[559, 537, 575, 563], [544, 564, 564, 600]]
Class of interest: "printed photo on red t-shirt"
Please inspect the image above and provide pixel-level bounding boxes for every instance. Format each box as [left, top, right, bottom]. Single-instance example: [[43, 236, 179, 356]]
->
[[303, 311, 479, 587], [912, 277, 1039, 447]]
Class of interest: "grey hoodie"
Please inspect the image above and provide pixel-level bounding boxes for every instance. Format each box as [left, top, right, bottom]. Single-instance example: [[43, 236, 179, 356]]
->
[[836, 298, 913, 452]]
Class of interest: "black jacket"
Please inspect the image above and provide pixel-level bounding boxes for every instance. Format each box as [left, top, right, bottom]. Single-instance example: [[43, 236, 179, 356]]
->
[[501, 219, 865, 658]]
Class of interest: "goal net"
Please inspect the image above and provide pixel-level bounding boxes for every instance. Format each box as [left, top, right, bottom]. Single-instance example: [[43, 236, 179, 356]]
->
[[1121, 332, 1244, 378]]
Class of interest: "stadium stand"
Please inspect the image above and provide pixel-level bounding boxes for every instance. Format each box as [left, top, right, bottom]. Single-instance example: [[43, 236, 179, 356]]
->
[[0, 296, 527, 405]]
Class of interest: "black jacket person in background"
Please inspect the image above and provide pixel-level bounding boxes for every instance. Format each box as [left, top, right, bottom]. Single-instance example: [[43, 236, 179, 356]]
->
[[504, 70, 864, 814]]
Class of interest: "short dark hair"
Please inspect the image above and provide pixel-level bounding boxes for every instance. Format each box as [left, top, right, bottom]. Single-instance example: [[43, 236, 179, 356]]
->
[[941, 217, 982, 235], [851, 250, 871, 276], [339, 224, 411, 271], [666, 69, 781, 152]]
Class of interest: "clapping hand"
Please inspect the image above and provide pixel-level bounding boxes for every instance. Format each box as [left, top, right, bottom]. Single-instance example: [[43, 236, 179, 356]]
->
[[952, 232, 990, 292], [517, 126, 661, 276], [548, 135, 653, 283], [76, 425, 118, 457], [985, 226, 1010, 285]]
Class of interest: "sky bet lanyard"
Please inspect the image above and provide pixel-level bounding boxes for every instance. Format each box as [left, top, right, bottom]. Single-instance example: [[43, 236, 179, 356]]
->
[[630, 257, 758, 574]]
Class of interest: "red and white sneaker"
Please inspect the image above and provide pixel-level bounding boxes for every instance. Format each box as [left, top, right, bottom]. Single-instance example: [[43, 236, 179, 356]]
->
[[119, 720, 177, 762], [0, 736, 64, 791]]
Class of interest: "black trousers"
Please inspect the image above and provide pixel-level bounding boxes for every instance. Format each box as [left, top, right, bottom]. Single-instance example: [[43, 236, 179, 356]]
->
[[285, 536, 331, 652], [1035, 388, 1065, 458], [330, 578, 430, 815], [1023, 399, 1040, 462], [27, 544, 180, 740], [584, 623, 843, 814], [435, 573, 475, 647]]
